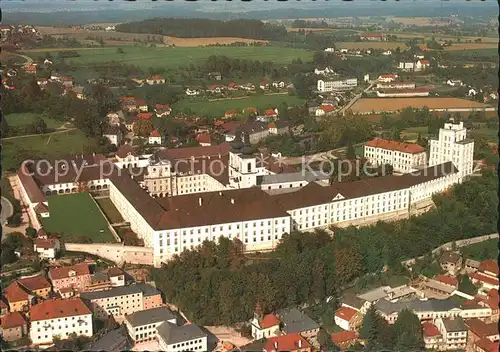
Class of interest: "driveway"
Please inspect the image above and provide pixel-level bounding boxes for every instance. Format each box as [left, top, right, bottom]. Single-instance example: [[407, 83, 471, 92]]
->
[[1, 196, 13, 225]]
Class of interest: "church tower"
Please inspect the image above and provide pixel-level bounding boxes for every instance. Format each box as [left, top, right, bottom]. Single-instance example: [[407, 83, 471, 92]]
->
[[228, 131, 258, 189]]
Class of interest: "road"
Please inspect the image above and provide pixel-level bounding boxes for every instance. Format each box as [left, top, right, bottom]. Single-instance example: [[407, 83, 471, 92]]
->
[[5, 51, 33, 66], [2, 127, 77, 141], [1, 197, 13, 225], [340, 81, 376, 115]]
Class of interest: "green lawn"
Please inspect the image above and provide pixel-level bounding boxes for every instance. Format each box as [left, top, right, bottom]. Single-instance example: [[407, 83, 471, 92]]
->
[[96, 198, 124, 224], [5, 113, 63, 130], [41, 193, 116, 243], [173, 94, 305, 117], [460, 238, 498, 261], [25, 46, 313, 71], [472, 128, 498, 143], [401, 126, 429, 142], [2, 129, 90, 171]]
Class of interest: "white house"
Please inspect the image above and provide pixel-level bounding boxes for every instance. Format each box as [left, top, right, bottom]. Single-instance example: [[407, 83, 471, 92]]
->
[[468, 88, 478, 96], [30, 298, 93, 346], [251, 304, 280, 340], [186, 88, 200, 96], [398, 61, 415, 71], [103, 125, 123, 146], [382, 50, 392, 56], [34, 238, 60, 260], [364, 138, 427, 173], [334, 306, 360, 331], [434, 317, 468, 350], [378, 74, 398, 83], [317, 78, 357, 92], [124, 306, 177, 344], [415, 60, 430, 72], [146, 76, 165, 85], [446, 79, 463, 87], [148, 130, 164, 145], [324, 47, 335, 52], [272, 81, 285, 89], [314, 67, 336, 76]]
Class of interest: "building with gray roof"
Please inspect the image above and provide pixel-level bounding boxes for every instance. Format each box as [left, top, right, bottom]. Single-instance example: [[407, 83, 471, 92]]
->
[[157, 322, 207, 351], [276, 307, 320, 338], [125, 306, 176, 328], [375, 298, 461, 324], [83, 326, 130, 352]]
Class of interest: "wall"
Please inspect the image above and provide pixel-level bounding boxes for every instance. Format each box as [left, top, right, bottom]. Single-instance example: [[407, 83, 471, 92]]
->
[[64, 243, 154, 266]]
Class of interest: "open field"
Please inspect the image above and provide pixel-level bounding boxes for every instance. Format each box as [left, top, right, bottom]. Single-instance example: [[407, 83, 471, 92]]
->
[[388, 17, 451, 26], [23, 46, 313, 70], [350, 97, 492, 115], [5, 113, 62, 130], [386, 32, 498, 43], [96, 198, 124, 224], [2, 129, 89, 171], [165, 36, 268, 47], [442, 43, 498, 51], [337, 42, 408, 50], [42, 193, 115, 243], [173, 94, 304, 117], [287, 27, 335, 32]]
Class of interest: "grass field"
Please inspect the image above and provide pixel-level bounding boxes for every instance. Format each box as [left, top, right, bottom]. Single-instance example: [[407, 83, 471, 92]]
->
[[350, 97, 491, 114], [96, 198, 124, 224], [2, 129, 89, 171], [471, 128, 498, 143], [41, 193, 115, 243], [173, 94, 305, 117], [24, 46, 313, 70], [401, 126, 429, 141], [337, 42, 408, 50], [5, 113, 63, 129]]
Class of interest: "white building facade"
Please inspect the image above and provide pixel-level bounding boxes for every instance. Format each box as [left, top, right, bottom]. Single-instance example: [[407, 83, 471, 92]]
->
[[364, 139, 427, 173], [317, 78, 357, 92]]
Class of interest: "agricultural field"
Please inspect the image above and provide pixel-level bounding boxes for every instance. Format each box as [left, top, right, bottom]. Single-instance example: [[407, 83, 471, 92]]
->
[[5, 113, 63, 130], [337, 42, 408, 50], [23, 46, 313, 71], [2, 129, 89, 171], [441, 43, 498, 51], [388, 17, 451, 26], [41, 193, 115, 243], [350, 97, 491, 115], [164, 36, 268, 47], [173, 94, 305, 117]]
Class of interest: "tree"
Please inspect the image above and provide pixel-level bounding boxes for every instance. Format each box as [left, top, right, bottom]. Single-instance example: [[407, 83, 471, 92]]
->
[[393, 309, 424, 351], [133, 119, 154, 137], [359, 305, 392, 351], [33, 117, 48, 134], [346, 142, 356, 159], [458, 274, 478, 295], [318, 328, 338, 351], [391, 126, 401, 141], [116, 47, 125, 54], [26, 227, 37, 239], [1, 117, 10, 138]]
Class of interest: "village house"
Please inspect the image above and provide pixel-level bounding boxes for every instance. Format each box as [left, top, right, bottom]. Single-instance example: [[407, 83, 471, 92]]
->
[[263, 333, 311, 352], [196, 133, 212, 147], [120, 97, 137, 112], [439, 251, 463, 276], [17, 275, 52, 300], [276, 307, 319, 339], [225, 109, 238, 119], [464, 318, 499, 349], [227, 82, 238, 90], [272, 81, 286, 89], [61, 76, 73, 88], [208, 72, 222, 80], [330, 331, 359, 350], [3, 282, 33, 313], [30, 298, 93, 346], [0, 311, 28, 342], [137, 99, 148, 112], [185, 88, 201, 96], [103, 125, 124, 146], [48, 263, 92, 294], [434, 316, 468, 350], [24, 64, 37, 74], [148, 130, 164, 145], [124, 115, 138, 132], [334, 306, 362, 331], [398, 61, 415, 71], [469, 259, 499, 290], [207, 84, 223, 94], [157, 321, 208, 352], [447, 79, 463, 87], [33, 237, 60, 260], [146, 75, 165, 85], [422, 322, 443, 350], [315, 104, 336, 117], [314, 67, 336, 76], [382, 50, 392, 56], [251, 303, 280, 340], [415, 59, 430, 72], [154, 104, 172, 117], [239, 83, 255, 91], [465, 258, 481, 273], [268, 120, 290, 136], [131, 78, 145, 86], [260, 81, 270, 90], [107, 111, 124, 126], [378, 74, 398, 83]]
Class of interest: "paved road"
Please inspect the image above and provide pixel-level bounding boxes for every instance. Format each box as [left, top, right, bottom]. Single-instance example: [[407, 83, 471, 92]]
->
[[340, 81, 375, 115], [5, 51, 33, 66], [3, 128, 77, 140], [1, 197, 13, 225]]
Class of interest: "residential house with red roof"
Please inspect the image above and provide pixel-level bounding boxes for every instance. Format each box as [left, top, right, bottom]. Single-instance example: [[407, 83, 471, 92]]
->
[[334, 306, 362, 331], [24, 64, 37, 74], [330, 331, 359, 350], [422, 322, 443, 350], [3, 282, 32, 313], [33, 236, 60, 260], [136, 99, 148, 112], [154, 104, 172, 118], [207, 84, 223, 94], [227, 82, 238, 90], [464, 318, 499, 349], [469, 259, 499, 290], [416, 59, 430, 71], [435, 274, 458, 289], [148, 130, 164, 145], [364, 138, 427, 173], [378, 74, 398, 83], [315, 104, 336, 117], [146, 75, 165, 85], [260, 81, 270, 90], [120, 96, 137, 112], [30, 298, 93, 345], [251, 303, 281, 340], [196, 133, 212, 147], [48, 263, 92, 294], [17, 274, 52, 299], [0, 311, 28, 342], [224, 109, 238, 119], [137, 112, 153, 120], [263, 333, 311, 352], [475, 338, 500, 352]]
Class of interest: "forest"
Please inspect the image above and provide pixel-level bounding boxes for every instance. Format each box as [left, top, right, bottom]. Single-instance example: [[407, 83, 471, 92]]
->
[[151, 170, 497, 326], [116, 18, 288, 40]]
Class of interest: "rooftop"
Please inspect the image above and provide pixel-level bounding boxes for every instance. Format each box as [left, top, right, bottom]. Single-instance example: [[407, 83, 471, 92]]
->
[[31, 298, 91, 321], [464, 318, 498, 338], [17, 274, 51, 291], [258, 313, 280, 329], [80, 283, 158, 301], [83, 325, 130, 352], [331, 331, 359, 344], [441, 317, 467, 332], [276, 307, 319, 335], [479, 259, 498, 275], [1, 311, 27, 329], [49, 263, 90, 280], [365, 138, 425, 154], [422, 322, 441, 338], [435, 274, 458, 287], [156, 322, 206, 346], [335, 306, 358, 321], [263, 333, 311, 352], [357, 286, 391, 302], [440, 251, 462, 264], [375, 298, 459, 316], [125, 306, 176, 327]]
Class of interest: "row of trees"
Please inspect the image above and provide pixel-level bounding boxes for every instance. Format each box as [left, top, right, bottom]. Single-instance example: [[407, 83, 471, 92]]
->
[[151, 170, 496, 326], [116, 18, 288, 40]]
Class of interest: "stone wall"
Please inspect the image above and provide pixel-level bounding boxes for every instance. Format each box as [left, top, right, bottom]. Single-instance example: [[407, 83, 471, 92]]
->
[[64, 243, 154, 266]]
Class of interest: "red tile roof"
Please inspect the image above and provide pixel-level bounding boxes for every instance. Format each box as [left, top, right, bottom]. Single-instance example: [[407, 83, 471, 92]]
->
[[18, 274, 51, 291], [464, 318, 498, 338], [156, 143, 231, 160], [227, 82, 238, 88], [475, 338, 499, 352], [321, 105, 335, 113], [365, 138, 425, 154], [419, 60, 430, 65], [196, 133, 212, 145], [154, 104, 171, 111], [4, 282, 30, 303], [30, 298, 91, 321], [120, 96, 136, 102], [479, 260, 498, 275], [136, 99, 147, 106], [379, 74, 397, 79], [150, 130, 161, 137], [149, 75, 163, 80], [422, 322, 441, 337], [331, 331, 359, 344], [1, 312, 26, 329], [360, 33, 383, 37], [335, 306, 358, 321], [263, 333, 310, 352], [268, 121, 277, 129], [435, 274, 458, 287], [259, 313, 280, 329], [49, 263, 90, 280], [470, 272, 499, 286], [137, 112, 153, 120], [264, 109, 277, 116], [220, 121, 244, 133], [34, 237, 58, 249]]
